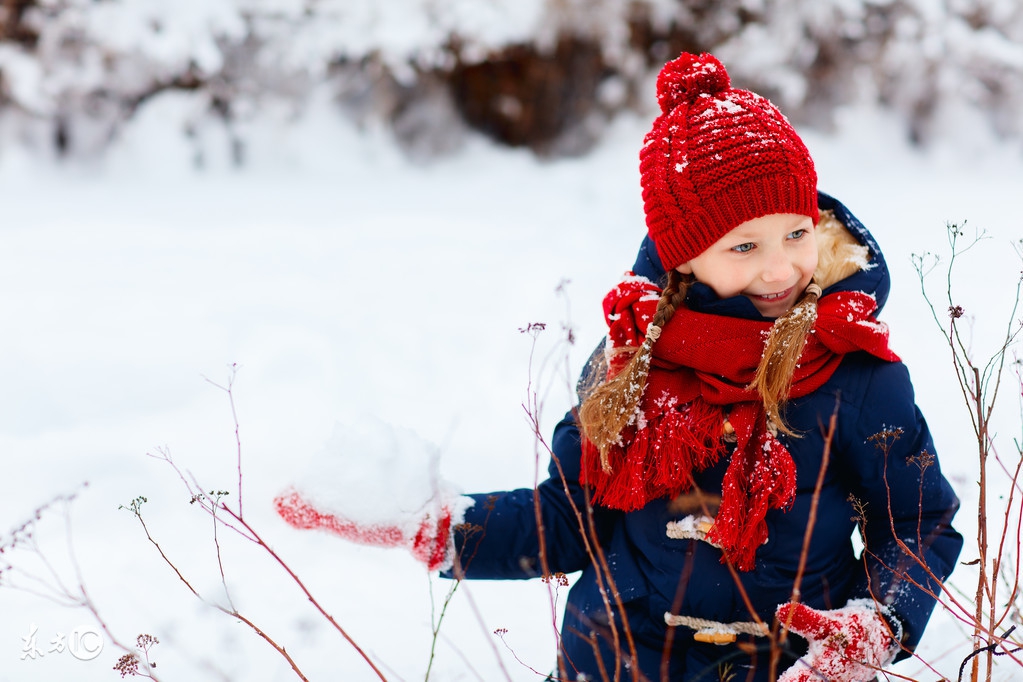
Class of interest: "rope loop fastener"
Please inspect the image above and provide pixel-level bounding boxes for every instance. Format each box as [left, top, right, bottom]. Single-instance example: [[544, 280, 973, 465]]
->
[[663, 613, 769, 645]]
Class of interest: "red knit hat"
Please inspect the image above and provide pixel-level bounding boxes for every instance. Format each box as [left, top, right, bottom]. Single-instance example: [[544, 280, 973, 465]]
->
[[639, 53, 819, 271]]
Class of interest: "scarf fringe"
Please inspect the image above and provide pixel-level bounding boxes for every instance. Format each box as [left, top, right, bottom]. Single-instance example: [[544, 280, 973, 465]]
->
[[706, 427, 797, 571], [582, 402, 797, 571], [582, 400, 727, 512]]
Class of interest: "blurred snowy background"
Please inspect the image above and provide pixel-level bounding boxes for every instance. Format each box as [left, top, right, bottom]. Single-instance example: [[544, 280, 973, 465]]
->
[[2, 0, 1023, 680], [2, 0, 1023, 162]]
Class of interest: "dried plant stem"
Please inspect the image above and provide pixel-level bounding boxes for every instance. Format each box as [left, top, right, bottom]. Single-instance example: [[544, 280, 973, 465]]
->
[[913, 223, 1023, 680], [520, 317, 643, 682], [449, 580, 515, 681], [230, 611, 308, 681], [447, 506, 515, 682], [527, 402, 644, 682], [210, 495, 236, 612], [990, 442, 1023, 635], [203, 364, 245, 524], [525, 396, 565, 658], [771, 403, 838, 680], [126, 501, 308, 680], [520, 322, 575, 673], [128, 370, 389, 682], [582, 494, 645, 682], [974, 369, 990, 682], [221, 506, 389, 681], [495, 628, 565, 678], [426, 574, 462, 682], [2, 491, 164, 680]]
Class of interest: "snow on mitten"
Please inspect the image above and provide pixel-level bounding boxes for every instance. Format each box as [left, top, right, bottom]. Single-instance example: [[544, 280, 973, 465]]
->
[[776, 599, 901, 682], [273, 419, 474, 572]]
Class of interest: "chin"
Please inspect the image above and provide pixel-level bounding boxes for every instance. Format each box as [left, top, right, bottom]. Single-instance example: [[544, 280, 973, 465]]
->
[[750, 297, 797, 318]]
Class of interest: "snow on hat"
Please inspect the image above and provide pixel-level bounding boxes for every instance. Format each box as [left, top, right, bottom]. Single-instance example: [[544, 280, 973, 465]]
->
[[639, 53, 818, 271]]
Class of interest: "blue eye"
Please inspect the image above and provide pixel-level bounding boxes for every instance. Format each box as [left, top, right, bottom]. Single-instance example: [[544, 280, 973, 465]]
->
[[789, 229, 807, 239], [731, 243, 755, 253]]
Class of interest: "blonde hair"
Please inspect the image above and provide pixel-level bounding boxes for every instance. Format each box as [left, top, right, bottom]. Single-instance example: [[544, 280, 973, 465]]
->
[[749, 282, 821, 434], [578, 270, 690, 471], [579, 211, 864, 463]]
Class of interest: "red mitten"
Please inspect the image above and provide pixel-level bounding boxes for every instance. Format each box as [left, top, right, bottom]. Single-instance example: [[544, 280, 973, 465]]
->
[[776, 599, 901, 682], [272, 419, 474, 572], [274, 488, 460, 571]]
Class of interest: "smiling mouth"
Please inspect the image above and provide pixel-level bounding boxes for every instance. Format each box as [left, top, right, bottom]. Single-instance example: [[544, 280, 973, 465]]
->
[[751, 287, 793, 302]]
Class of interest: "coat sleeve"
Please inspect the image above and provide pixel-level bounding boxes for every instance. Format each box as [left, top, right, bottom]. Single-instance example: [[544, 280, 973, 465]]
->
[[444, 411, 621, 580], [839, 357, 963, 655]]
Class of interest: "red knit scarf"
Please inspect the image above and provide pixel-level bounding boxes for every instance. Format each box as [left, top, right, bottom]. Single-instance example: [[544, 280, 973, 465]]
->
[[581, 273, 900, 570]]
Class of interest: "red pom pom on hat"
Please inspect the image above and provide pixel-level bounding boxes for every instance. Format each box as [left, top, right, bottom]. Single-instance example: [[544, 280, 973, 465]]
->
[[640, 53, 818, 271], [655, 52, 730, 113]]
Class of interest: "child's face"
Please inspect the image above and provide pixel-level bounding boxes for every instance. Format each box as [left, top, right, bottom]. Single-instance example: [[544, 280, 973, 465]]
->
[[675, 213, 818, 318]]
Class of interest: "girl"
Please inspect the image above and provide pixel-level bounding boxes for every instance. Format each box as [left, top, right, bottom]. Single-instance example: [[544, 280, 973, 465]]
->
[[276, 53, 963, 681]]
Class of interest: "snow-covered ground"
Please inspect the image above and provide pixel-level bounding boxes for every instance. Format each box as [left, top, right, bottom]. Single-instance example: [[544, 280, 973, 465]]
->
[[2, 91, 1023, 681]]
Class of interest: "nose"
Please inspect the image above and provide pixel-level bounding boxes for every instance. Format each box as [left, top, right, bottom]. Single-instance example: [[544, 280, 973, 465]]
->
[[761, 249, 794, 283]]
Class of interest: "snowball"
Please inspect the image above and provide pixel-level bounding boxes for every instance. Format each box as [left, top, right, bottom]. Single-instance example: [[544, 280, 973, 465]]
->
[[286, 418, 471, 534]]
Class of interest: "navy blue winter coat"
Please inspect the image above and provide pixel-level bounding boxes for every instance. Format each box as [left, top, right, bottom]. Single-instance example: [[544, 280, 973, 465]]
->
[[447, 194, 962, 681]]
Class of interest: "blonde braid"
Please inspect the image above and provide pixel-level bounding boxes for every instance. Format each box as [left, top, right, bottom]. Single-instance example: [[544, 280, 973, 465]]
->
[[750, 281, 822, 434], [579, 271, 691, 471]]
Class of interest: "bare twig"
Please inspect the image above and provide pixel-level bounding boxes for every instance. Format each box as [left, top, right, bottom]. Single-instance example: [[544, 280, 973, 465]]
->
[[202, 364, 244, 518], [911, 223, 1023, 680], [519, 317, 643, 682], [771, 402, 839, 680], [2, 489, 162, 679]]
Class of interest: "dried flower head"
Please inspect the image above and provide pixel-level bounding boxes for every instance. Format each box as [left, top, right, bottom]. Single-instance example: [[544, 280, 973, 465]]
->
[[541, 571, 570, 587], [137, 633, 159, 650], [868, 427, 904, 453], [113, 653, 140, 678], [908, 449, 936, 471]]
